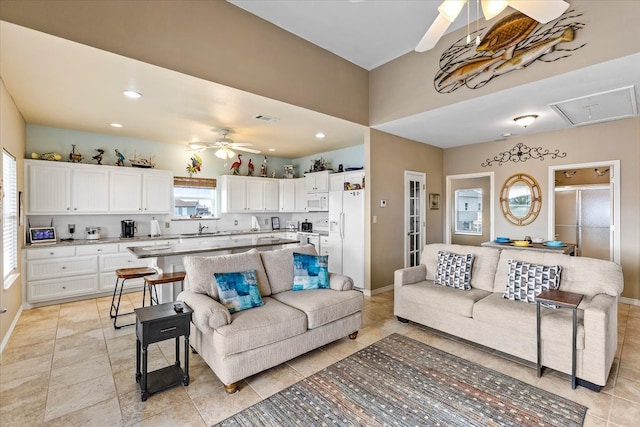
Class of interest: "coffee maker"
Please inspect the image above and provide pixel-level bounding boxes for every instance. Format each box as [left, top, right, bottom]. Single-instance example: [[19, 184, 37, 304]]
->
[[121, 220, 136, 238]]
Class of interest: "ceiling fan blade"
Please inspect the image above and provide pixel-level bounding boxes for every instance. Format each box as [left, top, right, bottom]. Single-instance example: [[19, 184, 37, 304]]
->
[[235, 146, 261, 154], [437, 0, 466, 22], [230, 142, 254, 147], [415, 13, 452, 52], [508, 0, 569, 24]]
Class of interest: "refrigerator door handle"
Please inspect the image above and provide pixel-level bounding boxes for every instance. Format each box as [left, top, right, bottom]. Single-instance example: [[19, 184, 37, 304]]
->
[[339, 212, 345, 239]]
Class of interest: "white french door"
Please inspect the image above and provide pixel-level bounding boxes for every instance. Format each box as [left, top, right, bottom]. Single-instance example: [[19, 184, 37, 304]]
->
[[404, 171, 426, 267]]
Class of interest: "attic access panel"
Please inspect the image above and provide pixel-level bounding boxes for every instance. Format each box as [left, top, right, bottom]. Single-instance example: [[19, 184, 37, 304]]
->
[[549, 86, 638, 126]]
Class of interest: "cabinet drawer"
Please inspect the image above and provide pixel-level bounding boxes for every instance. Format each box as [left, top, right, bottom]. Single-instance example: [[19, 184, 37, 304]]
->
[[26, 246, 75, 260], [76, 243, 119, 256], [27, 256, 97, 281], [28, 274, 99, 302], [100, 253, 150, 271], [142, 316, 190, 344]]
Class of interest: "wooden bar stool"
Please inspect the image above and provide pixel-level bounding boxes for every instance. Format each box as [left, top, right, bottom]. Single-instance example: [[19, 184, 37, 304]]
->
[[110, 267, 156, 329], [143, 272, 187, 307]]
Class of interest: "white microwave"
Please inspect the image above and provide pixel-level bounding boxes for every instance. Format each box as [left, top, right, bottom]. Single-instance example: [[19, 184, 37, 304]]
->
[[306, 193, 328, 211]]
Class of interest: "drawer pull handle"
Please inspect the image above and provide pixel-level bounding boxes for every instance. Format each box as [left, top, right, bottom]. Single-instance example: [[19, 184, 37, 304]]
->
[[160, 327, 177, 333], [62, 266, 67, 270]]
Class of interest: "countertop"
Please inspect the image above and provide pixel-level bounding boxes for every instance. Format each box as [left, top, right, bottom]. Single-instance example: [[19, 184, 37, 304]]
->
[[24, 229, 286, 248], [127, 236, 300, 258]]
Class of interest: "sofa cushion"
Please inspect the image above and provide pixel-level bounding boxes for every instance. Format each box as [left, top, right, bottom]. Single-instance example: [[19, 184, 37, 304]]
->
[[420, 244, 499, 292], [494, 249, 623, 297], [434, 251, 474, 290], [293, 253, 330, 291], [397, 281, 491, 318], [213, 297, 307, 356], [183, 248, 271, 299], [214, 270, 264, 314], [261, 244, 317, 294], [503, 260, 562, 306], [473, 293, 585, 349], [271, 289, 364, 329]]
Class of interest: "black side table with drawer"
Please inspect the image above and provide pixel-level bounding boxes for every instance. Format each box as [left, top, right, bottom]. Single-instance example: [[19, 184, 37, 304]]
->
[[135, 301, 192, 401]]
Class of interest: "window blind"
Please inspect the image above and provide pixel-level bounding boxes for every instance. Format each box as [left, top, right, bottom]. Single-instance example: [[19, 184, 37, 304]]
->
[[3, 149, 18, 281]]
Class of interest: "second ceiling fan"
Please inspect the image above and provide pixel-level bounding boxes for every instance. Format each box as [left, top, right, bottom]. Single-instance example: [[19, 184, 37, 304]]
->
[[188, 128, 260, 159], [415, 0, 570, 52]]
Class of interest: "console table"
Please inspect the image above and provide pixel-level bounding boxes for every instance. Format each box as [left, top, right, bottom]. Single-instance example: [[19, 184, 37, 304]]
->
[[536, 289, 584, 389], [482, 241, 576, 256], [135, 301, 192, 401]]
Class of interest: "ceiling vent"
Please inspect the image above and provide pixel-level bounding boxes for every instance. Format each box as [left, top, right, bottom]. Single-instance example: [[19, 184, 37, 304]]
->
[[549, 86, 638, 126], [255, 114, 279, 123]]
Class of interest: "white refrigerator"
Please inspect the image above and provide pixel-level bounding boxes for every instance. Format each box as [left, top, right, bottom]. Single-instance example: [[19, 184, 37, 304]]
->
[[328, 190, 364, 290]]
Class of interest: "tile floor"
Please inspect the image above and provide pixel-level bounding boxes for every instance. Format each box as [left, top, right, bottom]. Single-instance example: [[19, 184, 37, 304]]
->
[[1, 291, 639, 426]]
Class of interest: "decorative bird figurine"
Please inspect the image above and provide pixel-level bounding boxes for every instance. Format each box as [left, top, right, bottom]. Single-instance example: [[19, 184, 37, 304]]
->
[[115, 149, 125, 166], [230, 154, 242, 175], [594, 168, 609, 176], [261, 156, 268, 177], [92, 149, 105, 165], [247, 158, 254, 176], [186, 153, 202, 176]]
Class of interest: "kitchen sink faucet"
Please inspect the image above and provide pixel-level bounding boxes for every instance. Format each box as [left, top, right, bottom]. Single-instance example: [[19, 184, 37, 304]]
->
[[198, 223, 209, 235]]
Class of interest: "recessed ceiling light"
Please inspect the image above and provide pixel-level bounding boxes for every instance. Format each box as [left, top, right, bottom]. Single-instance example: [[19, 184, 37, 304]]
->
[[502, 132, 512, 138], [315, 132, 326, 139], [110, 123, 123, 128], [268, 148, 276, 152], [123, 90, 142, 99]]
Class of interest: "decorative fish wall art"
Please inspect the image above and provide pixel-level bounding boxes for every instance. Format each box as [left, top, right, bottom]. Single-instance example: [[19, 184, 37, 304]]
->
[[434, 9, 585, 93]]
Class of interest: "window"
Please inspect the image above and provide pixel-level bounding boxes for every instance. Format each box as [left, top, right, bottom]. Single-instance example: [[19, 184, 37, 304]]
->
[[3, 149, 18, 285], [173, 177, 217, 219], [455, 188, 482, 235]]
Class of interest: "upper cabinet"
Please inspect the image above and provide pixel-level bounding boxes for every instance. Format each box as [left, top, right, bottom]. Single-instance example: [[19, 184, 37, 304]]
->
[[279, 178, 307, 212], [219, 175, 279, 213], [25, 160, 172, 215], [305, 171, 331, 193]]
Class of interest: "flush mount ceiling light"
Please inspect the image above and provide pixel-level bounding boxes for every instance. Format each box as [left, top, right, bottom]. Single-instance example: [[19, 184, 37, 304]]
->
[[315, 132, 326, 139], [268, 148, 276, 152], [513, 114, 538, 128], [110, 123, 123, 128], [122, 90, 142, 99]]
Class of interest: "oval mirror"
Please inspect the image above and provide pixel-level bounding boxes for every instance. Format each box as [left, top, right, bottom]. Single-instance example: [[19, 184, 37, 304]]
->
[[500, 173, 541, 226]]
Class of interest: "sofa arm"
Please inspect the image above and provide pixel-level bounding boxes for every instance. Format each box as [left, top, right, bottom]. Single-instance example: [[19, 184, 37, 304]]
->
[[394, 265, 427, 289], [329, 273, 354, 291], [583, 293, 618, 384], [177, 290, 231, 334]]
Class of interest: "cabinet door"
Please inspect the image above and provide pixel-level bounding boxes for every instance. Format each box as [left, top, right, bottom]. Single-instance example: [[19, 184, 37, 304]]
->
[[71, 167, 109, 213], [143, 172, 172, 213], [263, 180, 279, 211], [294, 178, 307, 212], [279, 180, 295, 212], [27, 162, 71, 214], [221, 176, 247, 212], [246, 179, 265, 211], [305, 171, 329, 192], [110, 169, 142, 212]]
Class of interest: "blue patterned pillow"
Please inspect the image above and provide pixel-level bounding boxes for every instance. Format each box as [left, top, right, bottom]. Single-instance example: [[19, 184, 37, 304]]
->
[[292, 253, 329, 291], [214, 270, 264, 313], [434, 251, 474, 290], [503, 260, 562, 307]]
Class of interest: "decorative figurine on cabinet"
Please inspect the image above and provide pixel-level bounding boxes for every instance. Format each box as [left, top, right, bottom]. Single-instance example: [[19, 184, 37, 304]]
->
[[261, 156, 268, 177], [92, 149, 105, 165], [115, 149, 125, 166], [247, 158, 254, 176], [69, 144, 83, 163], [230, 154, 242, 175]]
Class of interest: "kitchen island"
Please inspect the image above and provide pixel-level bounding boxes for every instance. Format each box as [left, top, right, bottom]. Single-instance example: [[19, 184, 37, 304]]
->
[[128, 236, 300, 303]]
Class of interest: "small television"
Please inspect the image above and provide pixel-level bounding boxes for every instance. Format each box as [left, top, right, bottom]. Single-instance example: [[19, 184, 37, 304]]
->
[[29, 227, 57, 244]]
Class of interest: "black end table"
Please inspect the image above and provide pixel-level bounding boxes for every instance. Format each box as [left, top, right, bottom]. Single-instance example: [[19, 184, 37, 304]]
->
[[134, 301, 192, 401], [536, 289, 584, 389]]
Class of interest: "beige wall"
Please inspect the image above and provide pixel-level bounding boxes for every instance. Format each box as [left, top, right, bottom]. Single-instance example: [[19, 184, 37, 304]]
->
[[0, 0, 369, 126], [369, 0, 640, 125], [368, 130, 443, 291], [0, 78, 26, 346], [444, 118, 640, 300]]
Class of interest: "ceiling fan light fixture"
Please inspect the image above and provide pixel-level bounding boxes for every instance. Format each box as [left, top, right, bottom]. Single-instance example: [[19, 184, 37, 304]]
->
[[122, 90, 142, 99], [513, 114, 538, 128], [481, 0, 508, 20], [215, 147, 235, 159], [438, 0, 466, 22]]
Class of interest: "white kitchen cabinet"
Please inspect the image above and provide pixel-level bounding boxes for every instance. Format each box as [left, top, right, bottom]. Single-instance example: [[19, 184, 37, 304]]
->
[[305, 171, 330, 192], [329, 170, 365, 192], [26, 160, 71, 214], [29, 275, 99, 303], [279, 178, 307, 212], [71, 166, 109, 213], [219, 175, 279, 213], [109, 168, 172, 214], [294, 178, 307, 212]]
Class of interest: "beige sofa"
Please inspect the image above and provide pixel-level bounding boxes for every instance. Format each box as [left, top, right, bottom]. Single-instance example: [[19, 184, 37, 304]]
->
[[177, 244, 363, 393], [394, 243, 623, 390]]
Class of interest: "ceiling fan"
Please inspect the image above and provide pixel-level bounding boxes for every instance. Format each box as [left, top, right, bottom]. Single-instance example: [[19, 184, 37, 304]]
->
[[188, 128, 260, 159], [415, 0, 570, 52]]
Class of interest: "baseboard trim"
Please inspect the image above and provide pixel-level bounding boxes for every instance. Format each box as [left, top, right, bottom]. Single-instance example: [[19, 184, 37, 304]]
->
[[364, 284, 394, 297], [0, 305, 23, 354], [620, 297, 640, 306]]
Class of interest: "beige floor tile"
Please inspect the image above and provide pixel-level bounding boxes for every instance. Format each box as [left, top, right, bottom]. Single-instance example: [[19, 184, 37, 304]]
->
[[137, 403, 206, 427], [0, 338, 55, 366], [0, 353, 52, 384], [582, 413, 607, 426], [612, 376, 640, 404], [286, 348, 341, 377], [0, 398, 46, 426], [608, 396, 640, 426], [0, 371, 49, 415], [4, 325, 58, 349], [629, 305, 640, 318], [52, 339, 108, 369], [537, 374, 613, 420], [53, 327, 106, 352], [246, 363, 304, 399], [182, 363, 224, 399], [43, 397, 123, 427], [50, 353, 113, 389], [44, 373, 117, 421], [118, 383, 194, 425], [19, 305, 60, 323], [191, 384, 262, 425]]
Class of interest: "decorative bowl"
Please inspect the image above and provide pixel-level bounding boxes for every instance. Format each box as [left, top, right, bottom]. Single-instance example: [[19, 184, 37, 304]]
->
[[545, 241, 563, 247], [495, 237, 510, 243], [532, 237, 545, 243], [513, 240, 531, 247]]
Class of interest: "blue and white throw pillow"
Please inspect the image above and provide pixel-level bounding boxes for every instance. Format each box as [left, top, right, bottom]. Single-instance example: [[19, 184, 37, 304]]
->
[[292, 253, 329, 291], [434, 251, 475, 290], [503, 260, 562, 307], [214, 270, 264, 313]]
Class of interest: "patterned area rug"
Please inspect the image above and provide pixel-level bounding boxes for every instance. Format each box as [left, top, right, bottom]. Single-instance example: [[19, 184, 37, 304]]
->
[[215, 333, 587, 426]]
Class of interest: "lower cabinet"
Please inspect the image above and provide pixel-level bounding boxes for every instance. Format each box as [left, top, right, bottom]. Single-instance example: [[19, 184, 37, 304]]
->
[[29, 275, 99, 302]]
